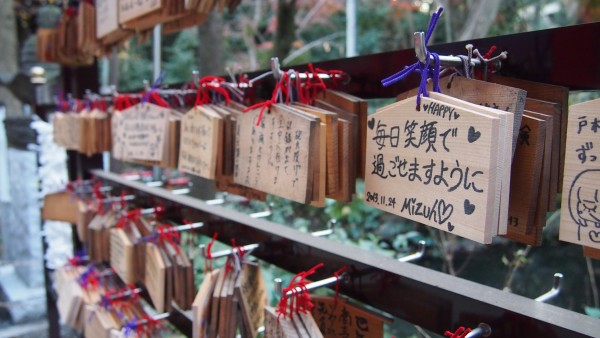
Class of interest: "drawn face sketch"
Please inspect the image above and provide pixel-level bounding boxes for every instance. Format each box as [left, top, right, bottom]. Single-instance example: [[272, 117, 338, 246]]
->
[[569, 169, 600, 240]]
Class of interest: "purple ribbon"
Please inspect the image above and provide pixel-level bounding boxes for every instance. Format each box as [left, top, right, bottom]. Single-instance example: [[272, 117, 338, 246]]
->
[[381, 7, 444, 109]]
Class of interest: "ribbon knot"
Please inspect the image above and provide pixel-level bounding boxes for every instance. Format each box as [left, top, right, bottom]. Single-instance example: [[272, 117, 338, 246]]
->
[[381, 7, 444, 110]]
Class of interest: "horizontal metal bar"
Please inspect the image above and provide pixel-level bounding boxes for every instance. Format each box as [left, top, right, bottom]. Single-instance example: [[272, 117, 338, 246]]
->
[[91, 170, 600, 338]]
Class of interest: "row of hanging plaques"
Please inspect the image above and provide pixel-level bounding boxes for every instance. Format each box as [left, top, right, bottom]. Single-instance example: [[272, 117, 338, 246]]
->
[[53, 185, 394, 338], [50, 73, 600, 254]]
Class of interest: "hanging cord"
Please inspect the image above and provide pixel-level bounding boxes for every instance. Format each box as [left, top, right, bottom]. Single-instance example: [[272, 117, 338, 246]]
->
[[381, 7, 444, 110]]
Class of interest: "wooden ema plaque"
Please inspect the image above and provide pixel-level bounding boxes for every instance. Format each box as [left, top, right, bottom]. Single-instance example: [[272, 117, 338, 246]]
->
[[145, 243, 167, 313], [365, 95, 500, 243], [234, 104, 318, 204], [560, 98, 600, 249], [429, 92, 512, 236], [397, 76, 526, 157], [235, 263, 268, 336], [109, 228, 135, 284], [179, 106, 222, 179], [311, 296, 391, 338], [114, 102, 170, 162], [525, 98, 561, 211], [489, 74, 569, 193], [193, 269, 220, 338], [503, 115, 546, 246]]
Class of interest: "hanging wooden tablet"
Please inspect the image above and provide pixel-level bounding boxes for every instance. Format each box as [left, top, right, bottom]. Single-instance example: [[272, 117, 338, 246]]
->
[[264, 307, 300, 338], [96, 0, 131, 47], [294, 312, 324, 338], [218, 271, 237, 338], [234, 104, 318, 204], [193, 269, 221, 338], [503, 115, 546, 245], [316, 90, 367, 179], [117, 102, 171, 163], [76, 200, 95, 242], [365, 95, 500, 243], [311, 296, 391, 338], [525, 111, 554, 236], [525, 98, 561, 211], [179, 106, 223, 179], [429, 92, 512, 236], [314, 99, 358, 201], [42, 191, 79, 224], [145, 242, 167, 312], [397, 76, 526, 157], [208, 269, 227, 338], [110, 228, 135, 284], [160, 244, 174, 312], [84, 304, 122, 338], [294, 104, 340, 197], [489, 74, 569, 192], [560, 98, 600, 249], [56, 267, 85, 329], [235, 262, 268, 336]]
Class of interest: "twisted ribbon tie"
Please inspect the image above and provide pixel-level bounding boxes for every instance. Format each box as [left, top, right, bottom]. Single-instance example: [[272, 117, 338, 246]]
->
[[78, 266, 101, 290], [381, 6, 444, 110], [243, 72, 290, 126], [197, 76, 232, 105], [155, 225, 181, 254], [303, 63, 327, 104], [315, 67, 346, 88], [204, 233, 218, 273], [123, 315, 138, 337], [92, 181, 105, 215], [276, 263, 324, 321], [444, 326, 472, 338], [225, 239, 247, 276], [117, 208, 142, 229], [333, 265, 347, 306]]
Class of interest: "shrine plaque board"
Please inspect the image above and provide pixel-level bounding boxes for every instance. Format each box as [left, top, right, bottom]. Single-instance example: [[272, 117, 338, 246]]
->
[[234, 104, 318, 204], [489, 74, 569, 192], [525, 98, 561, 211], [560, 98, 600, 249], [365, 95, 499, 243]]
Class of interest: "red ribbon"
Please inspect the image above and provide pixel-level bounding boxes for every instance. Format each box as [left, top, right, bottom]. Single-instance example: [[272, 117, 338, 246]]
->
[[333, 265, 347, 306], [147, 92, 170, 108], [444, 327, 472, 338], [276, 263, 324, 320], [205, 233, 218, 273], [117, 209, 142, 229], [155, 225, 181, 254], [243, 72, 290, 126], [93, 181, 105, 215]]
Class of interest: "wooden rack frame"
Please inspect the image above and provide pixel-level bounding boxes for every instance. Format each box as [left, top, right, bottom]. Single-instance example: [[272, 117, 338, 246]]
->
[[44, 22, 600, 337]]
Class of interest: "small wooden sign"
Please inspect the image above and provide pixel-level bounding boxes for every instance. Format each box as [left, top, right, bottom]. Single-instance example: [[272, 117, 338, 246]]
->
[[365, 95, 500, 243], [193, 269, 221, 338], [264, 307, 300, 338], [489, 74, 569, 192], [145, 243, 167, 312], [115, 102, 170, 162], [119, 0, 162, 24], [503, 115, 546, 246], [42, 191, 78, 224], [525, 98, 561, 211], [96, 0, 119, 39], [235, 263, 268, 336], [234, 104, 318, 204], [311, 296, 391, 338], [109, 228, 135, 284], [560, 98, 600, 249], [179, 106, 222, 179]]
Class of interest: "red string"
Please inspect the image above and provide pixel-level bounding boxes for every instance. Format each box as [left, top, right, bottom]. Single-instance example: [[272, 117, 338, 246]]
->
[[156, 225, 181, 254], [148, 92, 170, 108], [444, 327, 472, 338], [276, 263, 324, 320], [205, 233, 218, 273], [242, 72, 290, 126], [476, 45, 498, 80], [93, 181, 105, 215], [117, 209, 142, 229], [333, 266, 347, 306]]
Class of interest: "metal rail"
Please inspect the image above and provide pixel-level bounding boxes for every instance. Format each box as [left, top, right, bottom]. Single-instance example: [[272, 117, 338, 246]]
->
[[92, 170, 600, 338]]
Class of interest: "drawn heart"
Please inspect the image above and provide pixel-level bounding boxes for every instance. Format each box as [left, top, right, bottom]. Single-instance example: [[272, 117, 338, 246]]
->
[[367, 118, 376, 130], [464, 199, 476, 215], [423, 103, 429, 111], [468, 126, 481, 143], [447, 222, 455, 232], [437, 199, 454, 224], [589, 231, 600, 243], [454, 111, 460, 120]]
